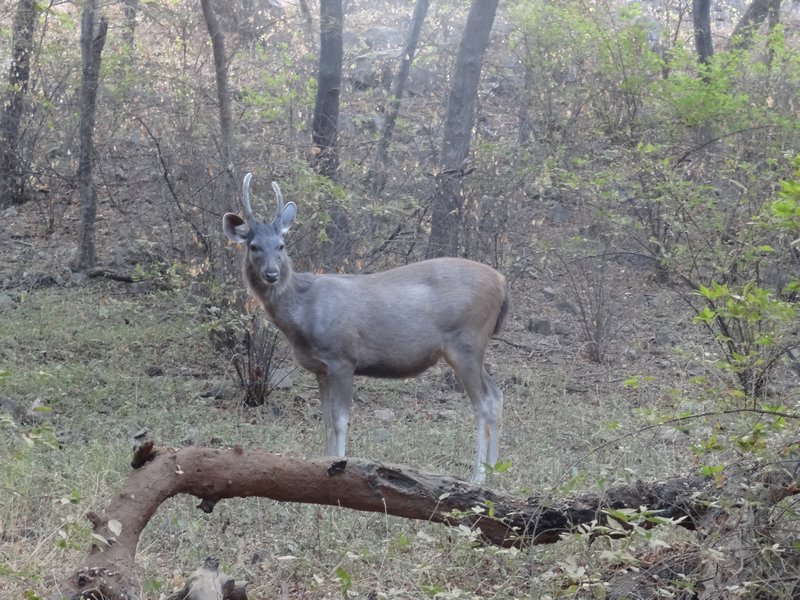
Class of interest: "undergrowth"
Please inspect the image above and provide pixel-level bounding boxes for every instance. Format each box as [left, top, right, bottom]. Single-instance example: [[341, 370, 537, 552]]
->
[[0, 282, 798, 598]]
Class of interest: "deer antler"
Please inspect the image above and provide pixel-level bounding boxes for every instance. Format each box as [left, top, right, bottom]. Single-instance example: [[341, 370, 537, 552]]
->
[[241, 173, 256, 225], [271, 181, 284, 215]]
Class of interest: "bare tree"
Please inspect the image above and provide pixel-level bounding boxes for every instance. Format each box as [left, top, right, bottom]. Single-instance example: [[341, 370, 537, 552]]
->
[[121, 0, 139, 54], [311, 0, 343, 179], [692, 0, 713, 68], [729, 0, 783, 51], [426, 0, 499, 259], [311, 0, 351, 265], [298, 0, 315, 49], [200, 0, 236, 211], [75, 0, 108, 272], [0, 0, 36, 208], [369, 0, 430, 197]]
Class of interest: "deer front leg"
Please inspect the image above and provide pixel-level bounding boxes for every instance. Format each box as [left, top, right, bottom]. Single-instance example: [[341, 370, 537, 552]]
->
[[317, 367, 355, 458]]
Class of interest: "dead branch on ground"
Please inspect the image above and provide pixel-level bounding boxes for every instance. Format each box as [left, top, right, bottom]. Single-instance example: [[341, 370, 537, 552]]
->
[[58, 443, 796, 600]]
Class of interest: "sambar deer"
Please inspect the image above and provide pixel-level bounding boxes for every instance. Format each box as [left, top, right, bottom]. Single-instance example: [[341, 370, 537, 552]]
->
[[223, 174, 509, 483]]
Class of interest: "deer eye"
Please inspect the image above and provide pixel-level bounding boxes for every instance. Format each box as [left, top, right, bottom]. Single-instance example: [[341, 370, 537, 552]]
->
[[278, 243, 285, 251], [249, 243, 259, 252]]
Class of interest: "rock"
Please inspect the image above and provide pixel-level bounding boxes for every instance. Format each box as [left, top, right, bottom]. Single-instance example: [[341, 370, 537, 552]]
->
[[0, 292, 16, 309], [201, 379, 237, 400], [69, 271, 88, 286], [132, 281, 150, 294], [1, 397, 24, 423], [363, 26, 403, 49], [268, 368, 293, 389], [556, 301, 577, 315], [656, 427, 686, 444], [542, 287, 557, 300], [32, 272, 57, 287], [369, 427, 392, 444], [553, 322, 571, 335], [182, 428, 200, 446], [528, 318, 552, 335], [26, 398, 54, 425], [547, 203, 571, 224], [374, 408, 396, 423]]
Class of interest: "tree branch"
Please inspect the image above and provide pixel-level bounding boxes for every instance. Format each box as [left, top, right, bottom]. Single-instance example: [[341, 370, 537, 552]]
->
[[59, 444, 721, 599]]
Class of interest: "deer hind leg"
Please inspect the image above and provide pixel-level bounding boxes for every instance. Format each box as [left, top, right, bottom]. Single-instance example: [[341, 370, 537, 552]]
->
[[445, 350, 503, 484], [317, 367, 355, 458]]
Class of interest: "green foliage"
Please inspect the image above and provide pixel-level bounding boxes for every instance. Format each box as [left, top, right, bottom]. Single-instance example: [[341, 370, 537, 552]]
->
[[558, 507, 688, 597], [132, 260, 186, 290], [333, 566, 352, 598], [688, 160, 800, 397], [654, 48, 751, 129], [694, 280, 796, 397], [243, 43, 315, 122], [771, 158, 800, 234]]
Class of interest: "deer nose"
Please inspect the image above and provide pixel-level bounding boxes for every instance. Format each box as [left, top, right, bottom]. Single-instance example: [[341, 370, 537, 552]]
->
[[264, 271, 279, 283]]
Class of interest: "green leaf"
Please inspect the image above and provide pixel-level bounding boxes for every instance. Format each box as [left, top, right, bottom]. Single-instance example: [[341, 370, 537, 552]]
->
[[693, 306, 716, 324], [334, 566, 352, 598]]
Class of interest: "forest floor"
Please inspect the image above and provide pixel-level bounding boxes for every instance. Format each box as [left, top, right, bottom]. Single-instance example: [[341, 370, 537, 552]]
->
[[1, 193, 798, 598]]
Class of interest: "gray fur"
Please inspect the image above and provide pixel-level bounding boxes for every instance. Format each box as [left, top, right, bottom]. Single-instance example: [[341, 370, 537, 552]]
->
[[223, 174, 509, 483]]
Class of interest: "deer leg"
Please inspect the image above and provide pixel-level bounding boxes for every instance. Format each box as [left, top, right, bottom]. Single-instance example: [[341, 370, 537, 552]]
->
[[445, 352, 503, 484], [483, 372, 503, 470], [317, 368, 354, 458]]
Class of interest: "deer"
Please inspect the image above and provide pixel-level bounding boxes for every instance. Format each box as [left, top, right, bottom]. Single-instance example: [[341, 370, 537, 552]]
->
[[222, 174, 510, 483]]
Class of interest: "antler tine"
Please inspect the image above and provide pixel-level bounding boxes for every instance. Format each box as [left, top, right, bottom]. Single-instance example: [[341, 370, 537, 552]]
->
[[271, 181, 285, 214], [241, 173, 256, 223]]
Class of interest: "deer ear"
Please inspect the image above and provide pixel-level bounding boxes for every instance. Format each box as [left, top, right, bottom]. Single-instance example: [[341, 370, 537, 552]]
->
[[223, 213, 249, 243], [279, 202, 297, 234]]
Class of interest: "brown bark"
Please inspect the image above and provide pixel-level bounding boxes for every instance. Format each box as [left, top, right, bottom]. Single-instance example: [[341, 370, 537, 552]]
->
[[60, 443, 715, 600], [75, 0, 108, 272]]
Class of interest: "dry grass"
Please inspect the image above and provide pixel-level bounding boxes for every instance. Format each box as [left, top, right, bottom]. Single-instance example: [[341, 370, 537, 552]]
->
[[0, 281, 794, 599]]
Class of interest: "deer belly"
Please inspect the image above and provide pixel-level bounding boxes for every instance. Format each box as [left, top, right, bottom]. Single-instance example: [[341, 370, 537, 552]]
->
[[356, 362, 436, 379], [354, 353, 441, 378]]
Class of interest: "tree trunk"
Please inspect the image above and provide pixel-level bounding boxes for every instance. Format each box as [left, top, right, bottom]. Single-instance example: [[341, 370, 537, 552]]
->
[[426, 0, 499, 259], [121, 0, 139, 54], [692, 0, 713, 68], [0, 0, 36, 208], [729, 0, 783, 50], [60, 443, 722, 600], [298, 0, 315, 50], [369, 0, 430, 197], [311, 0, 343, 180], [200, 0, 236, 212], [692, 0, 714, 146], [311, 0, 350, 266], [75, 0, 108, 272]]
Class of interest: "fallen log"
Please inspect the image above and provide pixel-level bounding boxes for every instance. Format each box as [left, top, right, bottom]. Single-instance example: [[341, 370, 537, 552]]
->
[[59, 443, 714, 600]]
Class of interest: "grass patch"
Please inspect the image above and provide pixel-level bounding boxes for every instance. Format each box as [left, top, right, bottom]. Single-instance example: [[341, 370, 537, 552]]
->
[[0, 282, 704, 598]]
